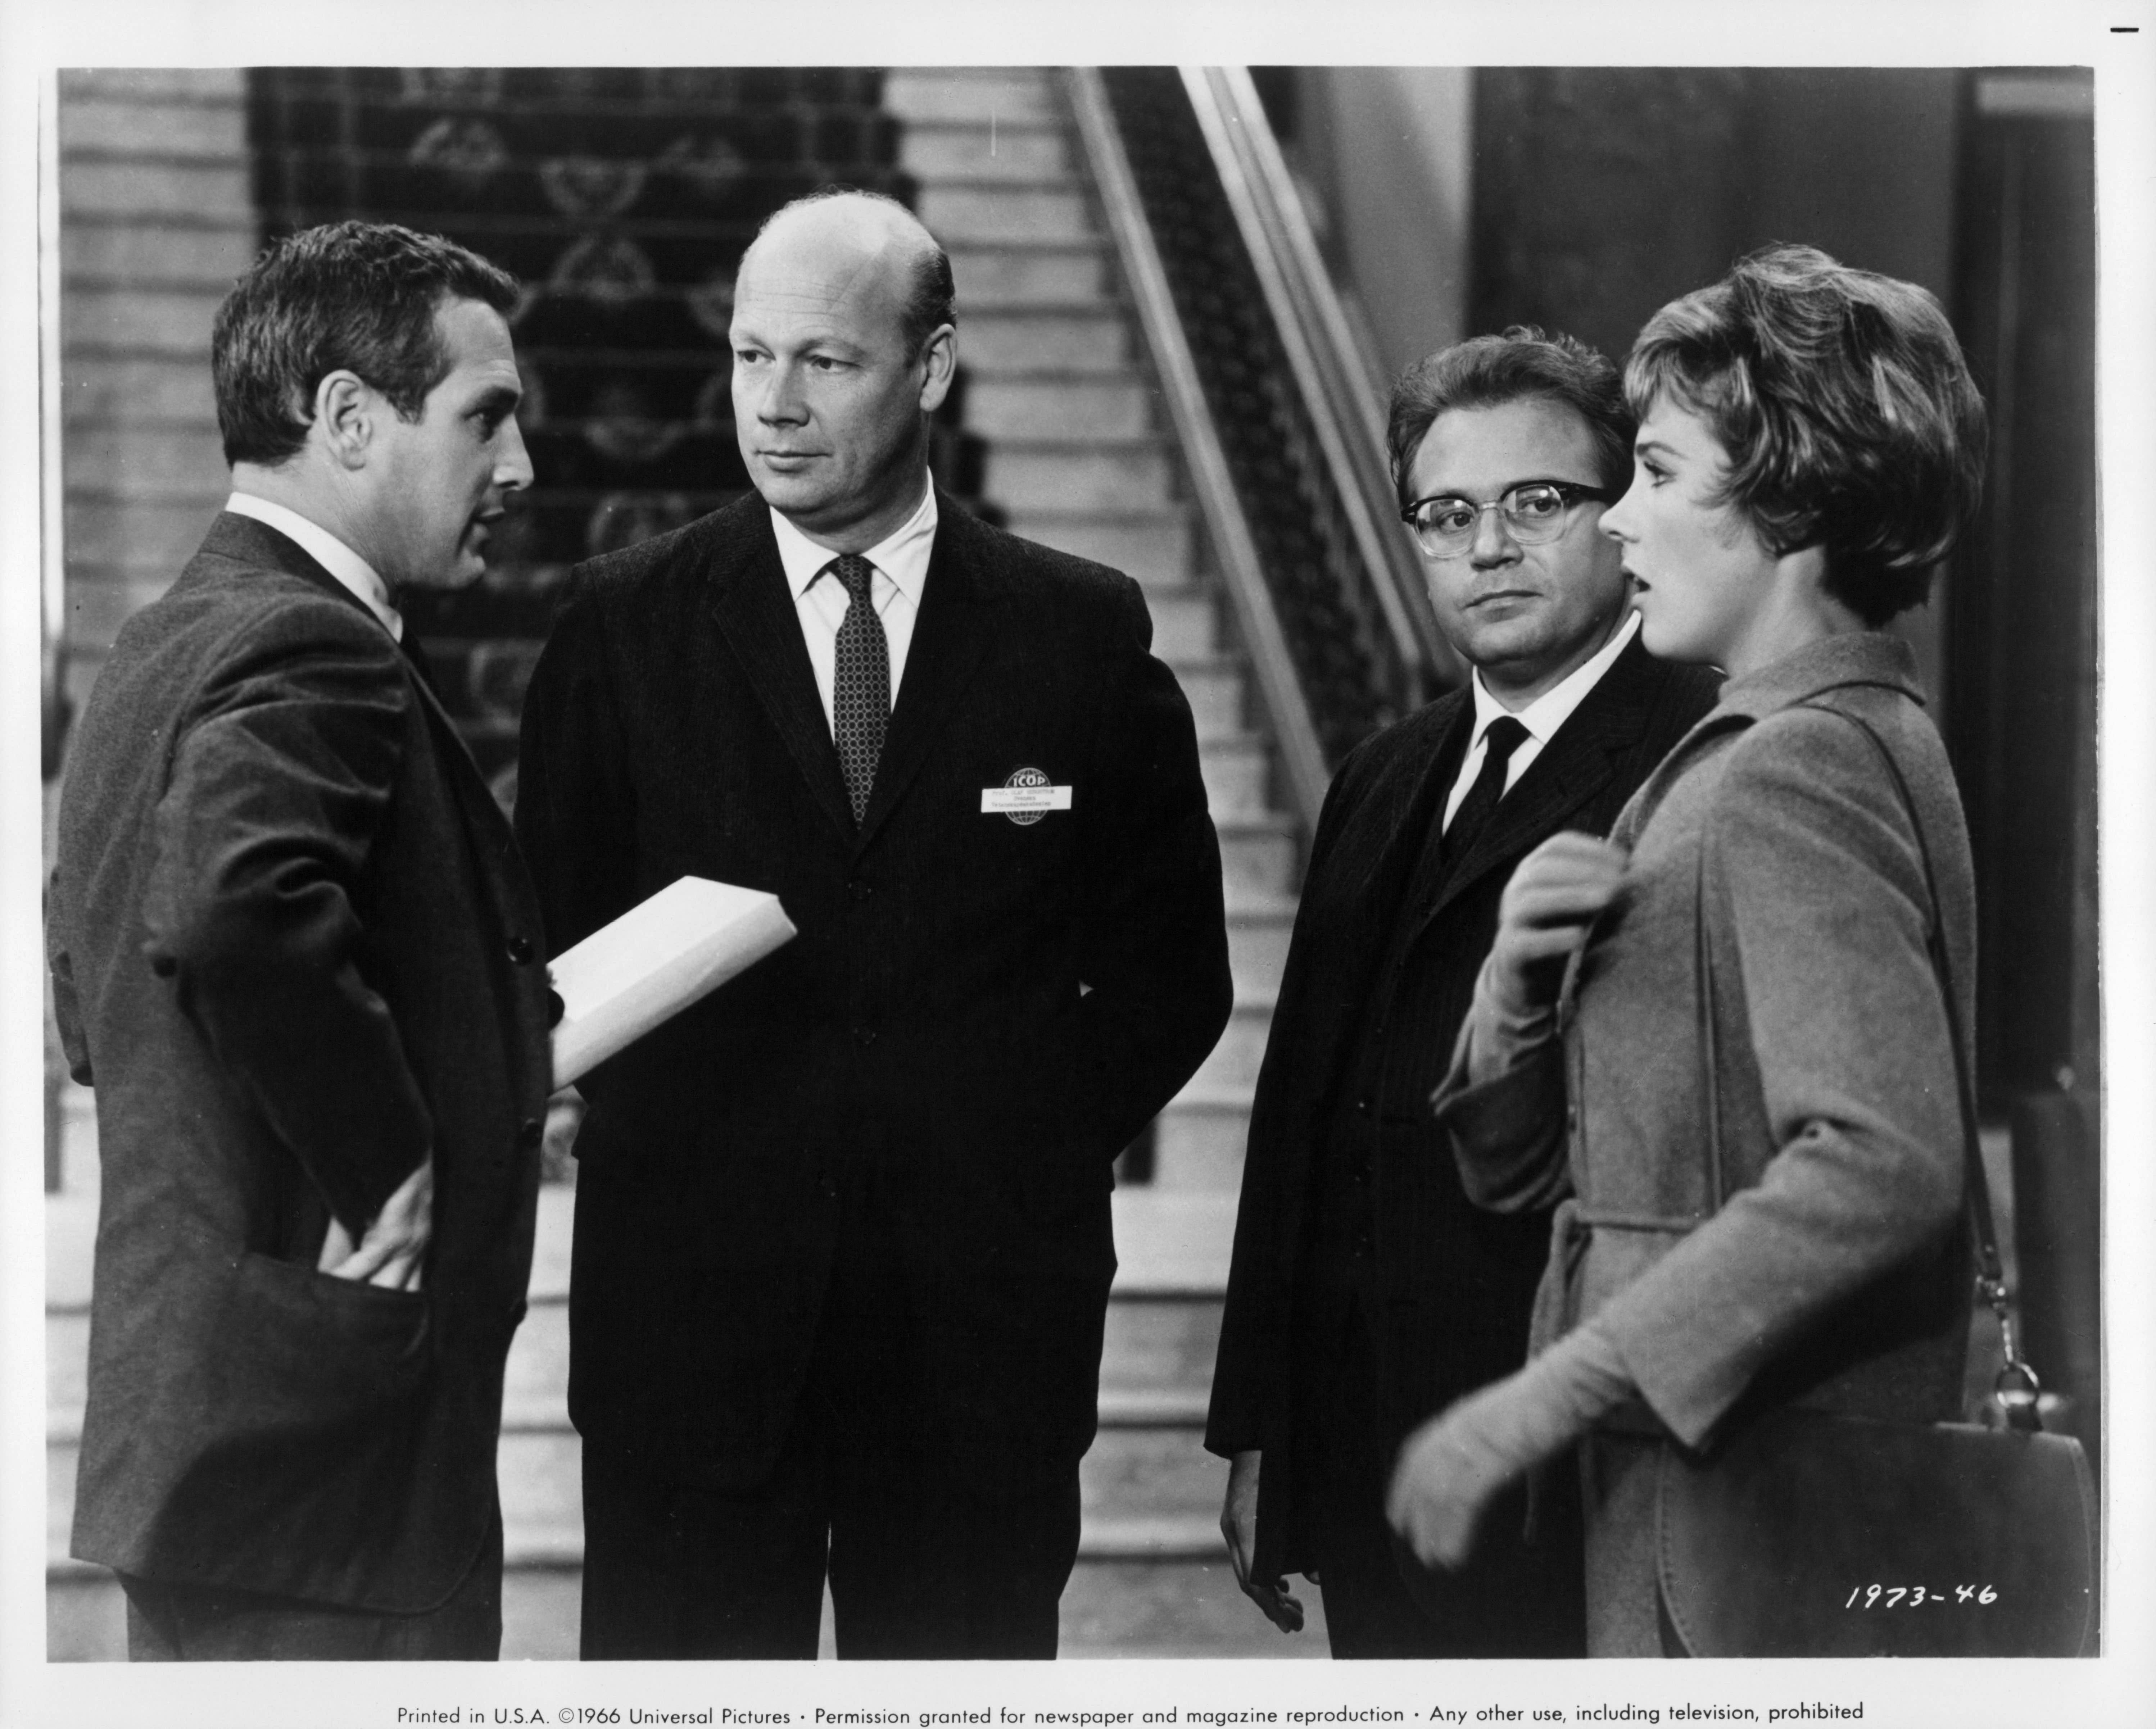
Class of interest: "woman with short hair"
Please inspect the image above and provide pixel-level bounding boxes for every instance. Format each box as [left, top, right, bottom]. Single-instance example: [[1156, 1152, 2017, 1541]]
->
[[1387, 243, 1988, 1656]]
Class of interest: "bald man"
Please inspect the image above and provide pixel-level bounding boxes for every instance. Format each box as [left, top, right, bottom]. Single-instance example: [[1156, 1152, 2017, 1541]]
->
[[515, 191, 1231, 1659]]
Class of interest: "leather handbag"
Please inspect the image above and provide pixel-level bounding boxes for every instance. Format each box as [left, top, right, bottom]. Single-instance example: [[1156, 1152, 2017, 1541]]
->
[[1653, 704, 2098, 1658]]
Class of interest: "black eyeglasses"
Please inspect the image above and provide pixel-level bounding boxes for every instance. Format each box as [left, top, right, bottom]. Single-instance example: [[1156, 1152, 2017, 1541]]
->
[[1401, 480, 1617, 558]]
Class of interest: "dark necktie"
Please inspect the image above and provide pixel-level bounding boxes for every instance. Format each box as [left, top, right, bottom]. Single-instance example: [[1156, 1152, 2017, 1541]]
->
[[1441, 714, 1530, 866], [827, 553, 890, 827]]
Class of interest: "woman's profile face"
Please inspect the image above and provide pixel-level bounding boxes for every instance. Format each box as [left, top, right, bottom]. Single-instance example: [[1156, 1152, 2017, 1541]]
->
[[1600, 394, 1781, 671]]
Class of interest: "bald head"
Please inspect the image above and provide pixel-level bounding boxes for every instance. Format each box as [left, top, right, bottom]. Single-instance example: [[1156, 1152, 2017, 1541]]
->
[[741, 191, 954, 360], [728, 190, 959, 550]]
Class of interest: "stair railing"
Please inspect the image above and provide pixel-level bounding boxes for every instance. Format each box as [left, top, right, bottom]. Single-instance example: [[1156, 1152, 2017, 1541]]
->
[[1068, 67, 1453, 833], [1182, 67, 1455, 702], [1065, 68, 1332, 831]]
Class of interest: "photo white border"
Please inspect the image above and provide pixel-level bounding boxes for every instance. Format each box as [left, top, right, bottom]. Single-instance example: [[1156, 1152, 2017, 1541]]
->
[[3, 1, 2149, 1724]]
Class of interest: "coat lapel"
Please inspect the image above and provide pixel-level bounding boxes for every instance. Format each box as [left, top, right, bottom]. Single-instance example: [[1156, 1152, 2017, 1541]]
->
[[852, 495, 997, 851], [1423, 635, 1665, 925], [706, 508, 857, 841], [200, 513, 511, 838]]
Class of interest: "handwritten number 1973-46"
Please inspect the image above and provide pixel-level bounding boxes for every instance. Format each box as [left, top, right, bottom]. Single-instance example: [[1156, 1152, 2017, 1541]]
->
[[1845, 1583, 1997, 1608]]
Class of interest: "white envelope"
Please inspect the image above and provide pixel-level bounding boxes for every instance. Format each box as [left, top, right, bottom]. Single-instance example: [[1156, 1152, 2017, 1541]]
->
[[547, 876, 796, 1087]]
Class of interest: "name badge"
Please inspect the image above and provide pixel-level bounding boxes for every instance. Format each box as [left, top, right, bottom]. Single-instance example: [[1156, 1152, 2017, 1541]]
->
[[982, 767, 1072, 826]]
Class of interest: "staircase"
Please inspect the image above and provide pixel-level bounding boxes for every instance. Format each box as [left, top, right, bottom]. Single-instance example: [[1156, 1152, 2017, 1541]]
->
[[885, 67, 1314, 1655], [45, 66, 1317, 1661]]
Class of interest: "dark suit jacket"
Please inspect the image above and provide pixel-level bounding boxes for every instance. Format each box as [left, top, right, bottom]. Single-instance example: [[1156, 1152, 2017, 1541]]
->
[[1206, 635, 1720, 1583], [513, 488, 1232, 1494], [47, 513, 554, 1612]]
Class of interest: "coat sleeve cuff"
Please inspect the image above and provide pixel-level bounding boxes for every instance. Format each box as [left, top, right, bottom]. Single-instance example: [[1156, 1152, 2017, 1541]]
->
[[1431, 1035, 1570, 1213]]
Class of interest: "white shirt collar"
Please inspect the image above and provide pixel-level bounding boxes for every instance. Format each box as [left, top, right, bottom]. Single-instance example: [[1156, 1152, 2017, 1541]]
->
[[1469, 609, 1641, 749], [768, 479, 938, 605], [225, 492, 402, 641]]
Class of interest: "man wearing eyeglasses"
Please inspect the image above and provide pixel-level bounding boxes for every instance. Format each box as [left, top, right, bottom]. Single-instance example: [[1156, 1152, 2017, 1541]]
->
[[1208, 328, 1720, 1657]]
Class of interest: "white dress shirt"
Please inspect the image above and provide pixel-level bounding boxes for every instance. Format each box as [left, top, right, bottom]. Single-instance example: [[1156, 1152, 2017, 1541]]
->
[[225, 492, 403, 641], [767, 481, 938, 738], [1441, 609, 1641, 830]]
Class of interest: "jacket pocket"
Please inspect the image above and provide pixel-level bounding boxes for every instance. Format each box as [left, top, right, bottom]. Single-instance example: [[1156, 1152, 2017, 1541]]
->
[[206, 1251, 433, 1438]]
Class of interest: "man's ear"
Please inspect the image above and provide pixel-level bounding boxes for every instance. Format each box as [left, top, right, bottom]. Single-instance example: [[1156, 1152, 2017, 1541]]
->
[[313, 371, 375, 471], [916, 324, 957, 417]]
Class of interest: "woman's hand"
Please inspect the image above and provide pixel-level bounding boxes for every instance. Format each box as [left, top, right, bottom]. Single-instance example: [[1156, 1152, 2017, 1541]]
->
[[1387, 1321, 1635, 1570], [1486, 832, 1632, 1023], [1387, 1371, 1568, 1571]]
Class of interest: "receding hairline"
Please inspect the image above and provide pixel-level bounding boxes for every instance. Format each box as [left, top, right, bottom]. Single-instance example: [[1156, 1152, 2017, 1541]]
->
[[740, 194, 943, 304]]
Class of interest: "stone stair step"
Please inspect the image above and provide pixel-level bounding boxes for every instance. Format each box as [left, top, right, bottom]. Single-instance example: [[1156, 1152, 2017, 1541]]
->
[[63, 285, 225, 358], [1144, 588, 1218, 659], [64, 495, 225, 578], [999, 512, 1194, 584], [965, 375, 1156, 441], [50, 1562, 1344, 1665], [1109, 1189, 1237, 1294], [1081, 1427, 1225, 1525], [1099, 1292, 1224, 1392], [68, 425, 234, 496], [1187, 998, 1276, 1098], [59, 160, 252, 221], [63, 218, 258, 287], [882, 69, 1063, 126], [1154, 1088, 1256, 1191], [948, 242, 1112, 305], [62, 354, 223, 425], [58, 99, 248, 160], [1216, 811, 1300, 900], [920, 183, 1095, 245], [983, 440, 1171, 512], [59, 68, 248, 102], [1199, 735, 1275, 820], [1226, 895, 1296, 999], [960, 305, 1129, 372], [1168, 657, 1246, 741], [900, 119, 1072, 182]]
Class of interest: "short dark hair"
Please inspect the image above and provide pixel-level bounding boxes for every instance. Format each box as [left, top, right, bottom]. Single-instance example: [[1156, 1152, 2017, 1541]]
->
[[1623, 243, 1987, 625], [213, 221, 521, 467], [753, 186, 955, 357], [1387, 326, 1635, 510]]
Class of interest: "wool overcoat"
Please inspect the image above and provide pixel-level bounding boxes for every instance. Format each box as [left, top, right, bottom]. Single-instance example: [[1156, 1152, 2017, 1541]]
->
[[1206, 633, 1720, 1620], [47, 513, 555, 1611], [1437, 632, 1976, 1655], [512, 489, 1232, 1494]]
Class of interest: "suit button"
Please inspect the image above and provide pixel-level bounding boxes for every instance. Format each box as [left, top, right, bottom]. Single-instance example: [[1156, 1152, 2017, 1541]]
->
[[1355, 1097, 1371, 1116], [507, 935, 535, 964], [546, 989, 566, 1029], [817, 1174, 838, 1199], [518, 1118, 543, 1149], [848, 881, 873, 902], [853, 1026, 877, 1047]]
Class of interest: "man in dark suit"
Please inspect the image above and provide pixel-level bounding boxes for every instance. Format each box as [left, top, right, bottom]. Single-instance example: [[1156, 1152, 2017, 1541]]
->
[[1207, 330, 1720, 1656], [513, 189, 1231, 1660], [46, 222, 548, 1660]]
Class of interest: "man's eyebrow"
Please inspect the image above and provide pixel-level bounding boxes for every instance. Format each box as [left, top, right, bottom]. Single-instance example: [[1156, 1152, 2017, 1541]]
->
[[1418, 475, 1596, 499], [470, 382, 521, 413]]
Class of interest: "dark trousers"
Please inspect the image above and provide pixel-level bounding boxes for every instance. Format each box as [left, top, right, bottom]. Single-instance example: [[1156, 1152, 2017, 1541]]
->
[[119, 1508, 503, 1660], [579, 1179, 1082, 1660], [1298, 1297, 1585, 1660]]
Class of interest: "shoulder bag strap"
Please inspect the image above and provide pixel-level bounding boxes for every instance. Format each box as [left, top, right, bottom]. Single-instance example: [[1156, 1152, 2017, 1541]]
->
[[1694, 696, 2042, 1429]]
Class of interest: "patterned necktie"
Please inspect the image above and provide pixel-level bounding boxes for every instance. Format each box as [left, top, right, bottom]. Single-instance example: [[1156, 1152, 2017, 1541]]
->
[[1441, 714, 1530, 866], [827, 553, 890, 827]]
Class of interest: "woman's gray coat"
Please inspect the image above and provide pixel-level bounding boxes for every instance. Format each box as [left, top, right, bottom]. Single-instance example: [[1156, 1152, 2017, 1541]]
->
[[1436, 632, 1977, 1654]]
